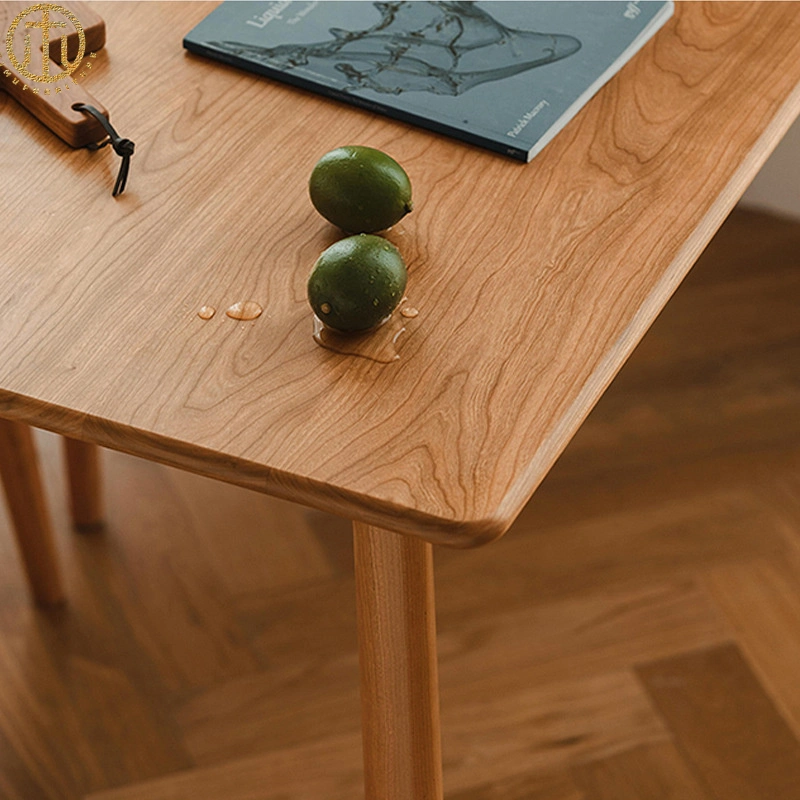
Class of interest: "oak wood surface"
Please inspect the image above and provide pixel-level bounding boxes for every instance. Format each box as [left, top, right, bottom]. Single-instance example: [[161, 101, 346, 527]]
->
[[0, 2, 108, 146], [572, 742, 712, 800], [2, 2, 800, 545], [354, 522, 444, 800], [704, 553, 800, 740], [448, 772, 585, 800], [637, 644, 800, 799]]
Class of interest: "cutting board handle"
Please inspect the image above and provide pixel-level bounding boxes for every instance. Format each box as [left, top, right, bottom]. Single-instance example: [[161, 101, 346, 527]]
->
[[1, 69, 109, 147]]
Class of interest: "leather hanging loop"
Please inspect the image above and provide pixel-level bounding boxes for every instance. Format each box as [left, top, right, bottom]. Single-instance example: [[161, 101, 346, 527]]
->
[[72, 103, 134, 197]]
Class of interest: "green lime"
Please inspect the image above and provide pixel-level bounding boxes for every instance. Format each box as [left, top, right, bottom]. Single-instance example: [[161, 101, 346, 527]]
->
[[307, 234, 408, 333], [309, 145, 413, 233]]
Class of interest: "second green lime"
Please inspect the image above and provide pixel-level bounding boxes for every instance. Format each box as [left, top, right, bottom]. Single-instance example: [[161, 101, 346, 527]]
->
[[307, 234, 407, 333], [309, 145, 413, 233]]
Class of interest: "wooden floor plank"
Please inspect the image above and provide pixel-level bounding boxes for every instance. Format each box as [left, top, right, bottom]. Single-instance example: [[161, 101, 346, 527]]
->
[[572, 742, 712, 800], [85, 734, 365, 800], [441, 670, 667, 793], [704, 553, 800, 738], [92, 671, 661, 800], [436, 581, 731, 690], [0, 616, 192, 798], [637, 644, 800, 800], [94, 449, 262, 693], [435, 484, 786, 612], [447, 770, 585, 800], [166, 468, 336, 597], [179, 579, 726, 767], [176, 645, 362, 765]]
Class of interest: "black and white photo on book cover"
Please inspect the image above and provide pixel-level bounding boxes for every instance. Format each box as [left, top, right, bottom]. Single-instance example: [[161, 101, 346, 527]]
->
[[184, 1, 674, 161]]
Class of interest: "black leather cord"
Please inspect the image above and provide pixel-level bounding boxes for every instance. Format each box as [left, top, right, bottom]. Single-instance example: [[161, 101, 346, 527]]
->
[[72, 103, 134, 197]]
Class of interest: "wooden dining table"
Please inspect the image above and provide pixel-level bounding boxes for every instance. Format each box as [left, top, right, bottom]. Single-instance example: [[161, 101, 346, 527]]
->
[[2, 2, 800, 798]]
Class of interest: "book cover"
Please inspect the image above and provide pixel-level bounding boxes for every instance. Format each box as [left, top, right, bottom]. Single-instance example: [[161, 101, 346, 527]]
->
[[183, 1, 673, 162]]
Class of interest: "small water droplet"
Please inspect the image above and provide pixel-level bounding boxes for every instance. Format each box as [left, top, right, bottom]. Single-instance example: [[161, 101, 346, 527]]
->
[[197, 305, 216, 320], [226, 301, 263, 321], [400, 306, 419, 318]]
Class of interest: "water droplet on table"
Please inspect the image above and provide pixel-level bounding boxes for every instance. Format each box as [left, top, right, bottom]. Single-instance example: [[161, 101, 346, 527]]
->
[[197, 305, 216, 320], [313, 315, 406, 363], [226, 301, 263, 321], [400, 306, 419, 318]]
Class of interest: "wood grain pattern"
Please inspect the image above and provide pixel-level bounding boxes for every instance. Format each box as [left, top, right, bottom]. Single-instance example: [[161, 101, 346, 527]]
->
[[0, 621, 193, 798], [434, 488, 786, 613], [85, 734, 366, 800], [0, 2, 108, 146], [2, 3, 799, 545], [448, 771, 585, 800], [528, 206, 800, 489], [167, 467, 336, 597], [63, 437, 103, 528], [176, 579, 727, 770], [0, 418, 64, 606], [354, 522, 443, 800], [435, 581, 731, 691], [704, 553, 800, 739], [94, 449, 261, 694], [572, 742, 711, 800], [637, 644, 800, 800], [441, 669, 668, 794]]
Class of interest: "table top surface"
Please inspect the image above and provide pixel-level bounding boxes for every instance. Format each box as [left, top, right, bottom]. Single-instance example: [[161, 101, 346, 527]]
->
[[2, 1, 800, 547]]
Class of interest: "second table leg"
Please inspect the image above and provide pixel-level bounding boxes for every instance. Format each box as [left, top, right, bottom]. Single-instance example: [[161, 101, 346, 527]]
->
[[0, 418, 65, 606], [63, 438, 104, 529], [354, 521, 444, 800]]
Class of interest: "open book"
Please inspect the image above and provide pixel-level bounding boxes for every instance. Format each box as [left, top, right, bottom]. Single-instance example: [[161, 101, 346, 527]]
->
[[184, 1, 673, 162]]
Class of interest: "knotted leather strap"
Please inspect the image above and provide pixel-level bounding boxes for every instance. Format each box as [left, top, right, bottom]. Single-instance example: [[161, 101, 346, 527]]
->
[[72, 103, 134, 197]]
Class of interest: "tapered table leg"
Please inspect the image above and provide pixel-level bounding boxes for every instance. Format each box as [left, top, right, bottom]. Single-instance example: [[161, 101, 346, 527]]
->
[[63, 438, 104, 529], [0, 419, 65, 606], [354, 521, 444, 800]]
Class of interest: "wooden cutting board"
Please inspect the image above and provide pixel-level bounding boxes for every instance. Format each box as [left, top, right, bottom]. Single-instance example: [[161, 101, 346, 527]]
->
[[0, 1, 108, 146]]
